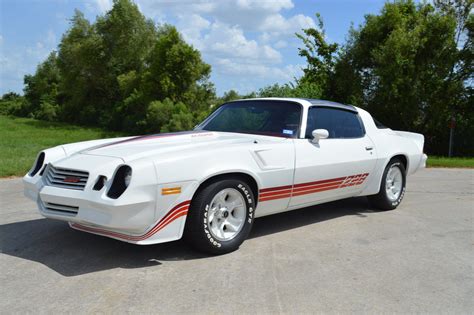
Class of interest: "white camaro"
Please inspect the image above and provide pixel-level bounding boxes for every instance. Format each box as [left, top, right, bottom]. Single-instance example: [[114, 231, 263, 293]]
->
[[24, 98, 427, 254]]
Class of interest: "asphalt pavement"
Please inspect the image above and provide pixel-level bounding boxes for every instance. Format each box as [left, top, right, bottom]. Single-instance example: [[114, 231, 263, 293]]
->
[[0, 168, 473, 313]]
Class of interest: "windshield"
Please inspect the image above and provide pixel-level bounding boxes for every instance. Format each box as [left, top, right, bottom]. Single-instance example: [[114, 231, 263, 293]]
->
[[197, 100, 302, 138]]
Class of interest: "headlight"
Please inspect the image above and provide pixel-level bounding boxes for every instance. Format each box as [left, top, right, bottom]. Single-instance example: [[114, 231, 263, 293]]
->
[[107, 165, 132, 199], [29, 152, 45, 176]]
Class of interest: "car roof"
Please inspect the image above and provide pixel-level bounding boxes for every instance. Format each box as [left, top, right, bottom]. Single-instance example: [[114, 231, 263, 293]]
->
[[232, 97, 358, 113]]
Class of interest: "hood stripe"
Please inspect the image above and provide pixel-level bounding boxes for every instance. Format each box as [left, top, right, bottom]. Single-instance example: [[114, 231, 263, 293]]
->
[[89, 130, 208, 151]]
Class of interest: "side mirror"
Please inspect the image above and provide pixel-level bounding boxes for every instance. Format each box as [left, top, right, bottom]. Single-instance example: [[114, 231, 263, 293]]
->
[[311, 129, 329, 143]]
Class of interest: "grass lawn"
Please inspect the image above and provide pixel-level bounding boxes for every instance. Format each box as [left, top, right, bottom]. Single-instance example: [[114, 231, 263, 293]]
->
[[0, 115, 122, 177], [427, 156, 474, 168]]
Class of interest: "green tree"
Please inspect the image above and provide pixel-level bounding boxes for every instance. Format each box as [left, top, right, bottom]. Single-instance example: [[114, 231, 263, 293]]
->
[[298, 0, 473, 155], [0, 92, 26, 116], [142, 25, 211, 106], [296, 13, 338, 97], [58, 0, 157, 127], [56, 10, 105, 124], [257, 81, 322, 99], [139, 98, 196, 133], [118, 25, 213, 132], [22, 0, 215, 134], [220, 90, 241, 103], [23, 52, 60, 118]]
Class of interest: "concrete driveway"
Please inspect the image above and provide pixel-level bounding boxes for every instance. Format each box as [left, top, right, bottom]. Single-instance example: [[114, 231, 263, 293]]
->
[[1, 168, 473, 313]]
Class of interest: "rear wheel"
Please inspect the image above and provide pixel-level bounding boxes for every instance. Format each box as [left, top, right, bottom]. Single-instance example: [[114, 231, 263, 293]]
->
[[184, 178, 255, 254], [368, 159, 406, 210]]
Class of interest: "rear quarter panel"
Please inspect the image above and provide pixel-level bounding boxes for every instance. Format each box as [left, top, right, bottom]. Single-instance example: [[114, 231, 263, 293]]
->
[[358, 108, 425, 196]]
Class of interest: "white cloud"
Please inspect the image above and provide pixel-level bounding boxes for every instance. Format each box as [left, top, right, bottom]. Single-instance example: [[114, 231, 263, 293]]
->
[[213, 59, 303, 83], [84, 0, 112, 15], [274, 40, 288, 49], [260, 14, 316, 37], [137, 0, 306, 33], [1, 0, 311, 95], [203, 23, 281, 63], [26, 30, 58, 61], [177, 14, 211, 48], [95, 0, 113, 13]]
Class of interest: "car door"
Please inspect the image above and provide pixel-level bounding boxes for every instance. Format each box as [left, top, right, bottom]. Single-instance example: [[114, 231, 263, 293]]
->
[[288, 106, 377, 208]]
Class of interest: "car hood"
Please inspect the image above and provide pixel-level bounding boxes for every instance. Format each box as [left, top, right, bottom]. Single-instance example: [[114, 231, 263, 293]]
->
[[79, 130, 287, 162]]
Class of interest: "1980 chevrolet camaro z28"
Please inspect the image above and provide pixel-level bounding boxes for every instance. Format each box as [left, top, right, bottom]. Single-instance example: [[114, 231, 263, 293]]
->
[[24, 98, 427, 254]]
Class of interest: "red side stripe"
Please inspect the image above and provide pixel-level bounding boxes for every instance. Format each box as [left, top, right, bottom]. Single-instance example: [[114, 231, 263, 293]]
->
[[291, 180, 344, 193], [293, 176, 346, 188], [71, 200, 190, 241], [259, 188, 292, 197], [259, 193, 292, 202], [258, 173, 370, 202], [260, 184, 293, 193], [291, 185, 340, 197]]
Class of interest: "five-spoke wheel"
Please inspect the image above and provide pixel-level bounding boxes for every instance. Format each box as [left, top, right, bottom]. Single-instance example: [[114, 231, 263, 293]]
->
[[184, 178, 255, 254], [207, 188, 246, 241]]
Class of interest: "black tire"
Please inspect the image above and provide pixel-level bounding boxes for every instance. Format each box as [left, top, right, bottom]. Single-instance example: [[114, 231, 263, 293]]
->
[[184, 178, 255, 255], [368, 159, 406, 210]]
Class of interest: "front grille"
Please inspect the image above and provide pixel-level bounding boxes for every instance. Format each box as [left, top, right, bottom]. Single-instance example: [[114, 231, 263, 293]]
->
[[42, 201, 79, 216], [43, 164, 89, 190]]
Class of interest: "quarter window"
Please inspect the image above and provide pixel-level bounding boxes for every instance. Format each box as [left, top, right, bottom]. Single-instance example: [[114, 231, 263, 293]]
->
[[305, 107, 365, 139]]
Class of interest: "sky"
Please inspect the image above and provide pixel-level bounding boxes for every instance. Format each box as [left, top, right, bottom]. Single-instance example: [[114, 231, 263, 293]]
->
[[0, 0, 389, 96]]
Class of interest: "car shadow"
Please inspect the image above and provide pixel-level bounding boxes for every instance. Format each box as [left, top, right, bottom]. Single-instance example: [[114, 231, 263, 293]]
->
[[0, 197, 375, 277]]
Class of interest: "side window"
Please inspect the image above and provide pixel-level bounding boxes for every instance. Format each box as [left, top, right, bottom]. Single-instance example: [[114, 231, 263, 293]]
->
[[306, 107, 365, 139]]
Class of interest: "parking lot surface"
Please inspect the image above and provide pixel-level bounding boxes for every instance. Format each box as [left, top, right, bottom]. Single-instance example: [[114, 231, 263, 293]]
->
[[1, 168, 473, 313]]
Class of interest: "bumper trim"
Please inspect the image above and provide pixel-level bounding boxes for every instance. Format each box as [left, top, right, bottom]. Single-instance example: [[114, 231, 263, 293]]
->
[[70, 200, 190, 242]]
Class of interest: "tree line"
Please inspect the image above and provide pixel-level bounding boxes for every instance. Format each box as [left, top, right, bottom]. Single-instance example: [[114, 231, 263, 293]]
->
[[1, 0, 472, 156]]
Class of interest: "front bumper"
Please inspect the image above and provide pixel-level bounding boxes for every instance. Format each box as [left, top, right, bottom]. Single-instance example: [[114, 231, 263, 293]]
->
[[24, 153, 199, 244]]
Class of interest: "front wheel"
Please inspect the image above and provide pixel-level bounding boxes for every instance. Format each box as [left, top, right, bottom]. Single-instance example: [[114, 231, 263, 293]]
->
[[184, 178, 255, 254], [368, 159, 406, 210]]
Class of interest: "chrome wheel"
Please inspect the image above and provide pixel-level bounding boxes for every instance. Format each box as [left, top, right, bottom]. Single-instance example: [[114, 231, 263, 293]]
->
[[385, 165, 403, 201], [207, 188, 246, 241]]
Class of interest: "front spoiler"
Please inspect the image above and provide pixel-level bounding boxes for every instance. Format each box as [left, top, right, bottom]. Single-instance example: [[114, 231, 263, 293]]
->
[[69, 200, 190, 245]]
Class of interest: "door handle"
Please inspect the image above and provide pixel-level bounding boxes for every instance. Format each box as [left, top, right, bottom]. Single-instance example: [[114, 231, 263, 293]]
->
[[365, 146, 374, 151]]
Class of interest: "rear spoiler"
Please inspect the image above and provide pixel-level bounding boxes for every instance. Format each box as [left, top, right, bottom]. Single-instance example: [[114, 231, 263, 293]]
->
[[394, 131, 425, 152]]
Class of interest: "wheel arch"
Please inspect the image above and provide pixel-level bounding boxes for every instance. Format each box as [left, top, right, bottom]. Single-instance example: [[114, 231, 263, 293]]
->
[[388, 154, 408, 173], [360, 152, 409, 196], [375, 153, 409, 193], [192, 171, 260, 206]]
